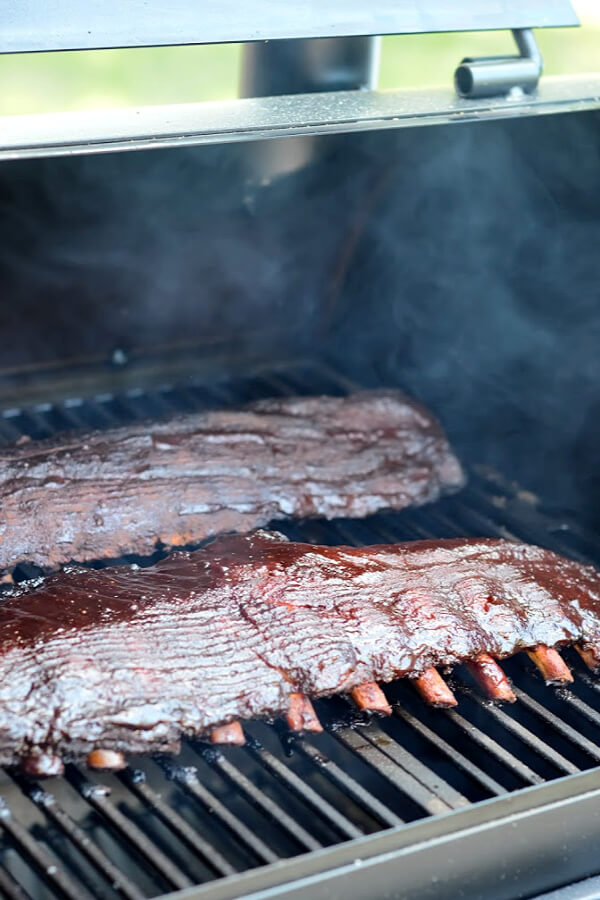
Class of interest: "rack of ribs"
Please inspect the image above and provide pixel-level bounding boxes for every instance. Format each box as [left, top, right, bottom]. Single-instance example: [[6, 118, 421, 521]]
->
[[0, 390, 464, 572], [1, 530, 598, 775]]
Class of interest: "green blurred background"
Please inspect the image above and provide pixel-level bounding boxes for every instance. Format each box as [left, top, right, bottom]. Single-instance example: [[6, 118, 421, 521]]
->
[[0, 0, 598, 116]]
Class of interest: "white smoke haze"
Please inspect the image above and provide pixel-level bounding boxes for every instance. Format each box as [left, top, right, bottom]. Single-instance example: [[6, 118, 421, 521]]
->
[[326, 110, 600, 526], [0, 109, 598, 526]]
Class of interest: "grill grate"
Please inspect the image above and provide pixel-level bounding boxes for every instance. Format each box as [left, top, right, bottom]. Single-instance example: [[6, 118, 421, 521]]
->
[[2, 360, 600, 899]]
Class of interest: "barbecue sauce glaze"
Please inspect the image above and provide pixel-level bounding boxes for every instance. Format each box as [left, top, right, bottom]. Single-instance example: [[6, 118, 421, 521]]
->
[[0, 390, 464, 571], [1, 531, 599, 770]]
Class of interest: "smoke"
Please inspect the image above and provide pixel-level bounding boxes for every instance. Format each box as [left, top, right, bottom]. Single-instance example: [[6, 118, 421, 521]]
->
[[0, 110, 599, 525], [325, 109, 600, 525], [0, 140, 370, 373]]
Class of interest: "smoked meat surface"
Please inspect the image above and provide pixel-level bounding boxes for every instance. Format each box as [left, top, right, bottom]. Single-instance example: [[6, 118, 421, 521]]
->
[[1, 531, 599, 768], [0, 390, 464, 571]]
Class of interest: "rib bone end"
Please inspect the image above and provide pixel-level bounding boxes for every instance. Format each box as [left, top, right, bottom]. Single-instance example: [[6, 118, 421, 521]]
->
[[22, 753, 64, 778], [576, 644, 600, 673], [210, 722, 245, 745], [351, 682, 392, 715], [286, 692, 323, 732], [467, 653, 516, 702], [87, 749, 127, 771], [413, 668, 458, 707], [527, 645, 573, 684]]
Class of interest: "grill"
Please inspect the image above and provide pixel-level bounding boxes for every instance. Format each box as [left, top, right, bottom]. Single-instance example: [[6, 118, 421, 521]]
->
[[2, 1, 600, 896], [2, 360, 600, 900]]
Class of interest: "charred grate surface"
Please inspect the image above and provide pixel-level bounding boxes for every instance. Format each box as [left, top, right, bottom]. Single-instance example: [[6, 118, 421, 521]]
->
[[1, 360, 600, 898]]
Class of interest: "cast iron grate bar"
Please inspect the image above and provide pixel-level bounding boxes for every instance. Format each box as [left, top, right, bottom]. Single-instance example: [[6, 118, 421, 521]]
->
[[444, 709, 544, 786], [577, 673, 600, 697], [65, 767, 193, 893], [391, 705, 506, 797], [352, 722, 468, 810], [11, 775, 145, 900], [452, 493, 586, 563], [511, 687, 600, 763], [469, 469, 600, 554], [158, 759, 280, 866], [3, 361, 600, 899], [245, 740, 363, 841], [0, 796, 94, 900], [204, 749, 322, 853], [333, 728, 451, 816], [465, 693, 579, 776], [118, 768, 237, 879], [295, 741, 404, 828], [0, 865, 30, 900], [556, 692, 600, 730]]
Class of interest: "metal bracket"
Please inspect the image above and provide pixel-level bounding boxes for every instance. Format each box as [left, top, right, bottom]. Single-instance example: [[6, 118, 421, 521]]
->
[[455, 28, 542, 99]]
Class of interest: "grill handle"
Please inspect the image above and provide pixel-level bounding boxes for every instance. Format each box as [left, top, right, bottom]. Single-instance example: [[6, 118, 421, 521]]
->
[[455, 28, 542, 99]]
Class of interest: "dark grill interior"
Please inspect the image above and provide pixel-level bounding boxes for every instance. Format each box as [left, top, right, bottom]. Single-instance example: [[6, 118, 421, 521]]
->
[[1, 360, 600, 899]]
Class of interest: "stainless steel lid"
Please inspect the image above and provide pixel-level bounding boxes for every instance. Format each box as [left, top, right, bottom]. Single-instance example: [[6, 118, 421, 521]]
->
[[1, 0, 577, 52]]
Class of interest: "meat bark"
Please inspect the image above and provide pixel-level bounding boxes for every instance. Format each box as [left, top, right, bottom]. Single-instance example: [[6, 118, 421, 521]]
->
[[0, 390, 464, 571], [1, 531, 599, 770]]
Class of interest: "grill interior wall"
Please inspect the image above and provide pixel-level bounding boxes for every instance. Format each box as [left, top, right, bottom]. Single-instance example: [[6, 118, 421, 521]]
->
[[0, 110, 599, 524], [1, 106, 600, 898]]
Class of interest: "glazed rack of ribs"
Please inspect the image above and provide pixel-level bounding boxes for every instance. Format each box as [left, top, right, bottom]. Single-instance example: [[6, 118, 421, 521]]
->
[[3, 364, 600, 900], [4, 530, 600, 776], [0, 388, 464, 573]]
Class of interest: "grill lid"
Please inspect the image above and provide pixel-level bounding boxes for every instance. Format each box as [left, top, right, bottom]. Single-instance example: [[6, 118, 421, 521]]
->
[[0, 1, 578, 53]]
